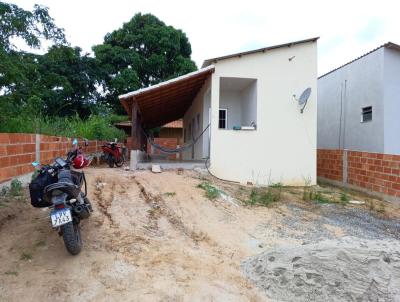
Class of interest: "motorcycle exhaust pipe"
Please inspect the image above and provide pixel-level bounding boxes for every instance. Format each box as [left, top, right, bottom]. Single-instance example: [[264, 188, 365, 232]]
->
[[74, 205, 90, 219]]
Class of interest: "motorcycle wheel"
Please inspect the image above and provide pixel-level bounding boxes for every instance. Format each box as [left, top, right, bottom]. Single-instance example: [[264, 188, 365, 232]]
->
[[115, 156, 124, 167], [107, 155, 115, 168], [62, 221, 82, 255]]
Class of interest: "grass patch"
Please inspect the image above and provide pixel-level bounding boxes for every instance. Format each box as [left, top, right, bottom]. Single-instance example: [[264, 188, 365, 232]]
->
[[35, 240, 46, 247], [303, 188, 335, 204], [197, 182, 220, 200], [164, 192, 176, 197], [246, 183, 283, 207], [20, 251, 33, 261], [4, 271, 18, 276]]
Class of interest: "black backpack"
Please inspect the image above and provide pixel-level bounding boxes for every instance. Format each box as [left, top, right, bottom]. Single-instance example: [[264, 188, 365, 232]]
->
[[29, 169, 57, 208]]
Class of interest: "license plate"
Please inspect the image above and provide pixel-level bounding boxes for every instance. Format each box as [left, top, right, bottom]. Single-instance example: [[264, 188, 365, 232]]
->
[[51, 208, 72, 227]]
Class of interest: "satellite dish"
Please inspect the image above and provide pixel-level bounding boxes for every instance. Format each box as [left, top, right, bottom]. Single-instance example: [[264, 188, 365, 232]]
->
[[293, 87, 312, 113]]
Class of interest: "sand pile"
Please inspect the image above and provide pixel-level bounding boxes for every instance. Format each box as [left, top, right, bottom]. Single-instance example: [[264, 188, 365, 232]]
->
[[242, 237, 400, 302]]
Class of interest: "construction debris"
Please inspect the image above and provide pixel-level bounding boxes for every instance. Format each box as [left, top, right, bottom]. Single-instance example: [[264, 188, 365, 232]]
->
[[151, 165, 162, 173]]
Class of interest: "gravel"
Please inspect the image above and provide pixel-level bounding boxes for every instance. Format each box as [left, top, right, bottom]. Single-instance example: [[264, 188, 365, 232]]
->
[[277, 203, 400, 243]]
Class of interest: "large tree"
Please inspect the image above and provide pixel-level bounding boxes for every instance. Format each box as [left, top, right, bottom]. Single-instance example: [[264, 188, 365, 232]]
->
[[93, 13, 197, 113], [0, 2, 65, 51]]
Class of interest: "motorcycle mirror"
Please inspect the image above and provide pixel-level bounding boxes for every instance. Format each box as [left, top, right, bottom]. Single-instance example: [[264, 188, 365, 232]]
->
[[72, 138, 78, 146], [32, 161, 39, 167]]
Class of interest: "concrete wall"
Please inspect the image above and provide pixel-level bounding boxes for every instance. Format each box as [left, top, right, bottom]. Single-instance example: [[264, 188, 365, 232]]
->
[[383, 48, 400, 155], [182, 78, 211, 160], [209, 41, 318, 185], [241, 81, 257, 126], [219, 90, 242, 129], [318, 48, 385, 152]]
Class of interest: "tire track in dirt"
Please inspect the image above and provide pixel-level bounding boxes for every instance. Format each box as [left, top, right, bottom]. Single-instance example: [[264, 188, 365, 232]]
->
[[133, 176, 213, 245]]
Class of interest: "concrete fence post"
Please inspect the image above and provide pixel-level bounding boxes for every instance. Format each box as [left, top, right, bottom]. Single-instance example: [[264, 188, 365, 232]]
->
[[130, 150, 137, 171], [342, 149, 348, 184], [35, 134, 41, 164]]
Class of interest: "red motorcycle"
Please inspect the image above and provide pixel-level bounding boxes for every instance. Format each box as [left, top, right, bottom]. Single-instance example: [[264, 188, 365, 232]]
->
[[101, 142, 125, 168]]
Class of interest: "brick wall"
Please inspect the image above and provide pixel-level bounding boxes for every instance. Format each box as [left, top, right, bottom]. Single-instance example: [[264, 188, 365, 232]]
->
[[0, 133, 103, 183], [317, 149, 400, 199], [317, 149, 343, 182], [347, 151, 400, 198], [147, 138, 179, 160]]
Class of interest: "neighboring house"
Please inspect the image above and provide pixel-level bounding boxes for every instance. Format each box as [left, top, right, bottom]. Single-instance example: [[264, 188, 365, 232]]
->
[[120, 38, 318, 185], [115, 120, 183, 144], [318, 42, 400, 155]]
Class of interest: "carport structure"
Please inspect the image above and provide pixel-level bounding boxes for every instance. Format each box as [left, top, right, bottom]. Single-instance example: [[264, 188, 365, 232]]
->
[[119, 65, 215, 151]]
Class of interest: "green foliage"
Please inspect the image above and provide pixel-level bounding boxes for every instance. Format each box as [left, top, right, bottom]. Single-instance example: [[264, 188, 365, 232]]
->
[[0, 2, 65, 51], [197, 182, 220, 200], [164, 192, 176, 197], [247, 185, 282, 207], [0, 4, 197, 138], [93, 13, 197, 113], [20, 251, 33, 261], [0, 114, 126, 141], [9, 179, 22, 196]]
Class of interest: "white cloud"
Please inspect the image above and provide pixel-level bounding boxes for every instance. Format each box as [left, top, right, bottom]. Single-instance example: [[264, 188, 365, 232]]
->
[[10, 0, 400, 75]]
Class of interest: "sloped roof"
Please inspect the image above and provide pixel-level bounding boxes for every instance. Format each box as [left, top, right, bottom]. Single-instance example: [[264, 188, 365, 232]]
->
[[119, 66, 214, 129], [163, 120, 182, 129], [202, 37, 319, 68], [319, 42, 400, 79]]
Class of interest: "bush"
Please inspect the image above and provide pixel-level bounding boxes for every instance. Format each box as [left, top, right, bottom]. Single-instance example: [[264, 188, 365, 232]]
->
[[0, 114, 127, 141], [9, 179, 22, 196]]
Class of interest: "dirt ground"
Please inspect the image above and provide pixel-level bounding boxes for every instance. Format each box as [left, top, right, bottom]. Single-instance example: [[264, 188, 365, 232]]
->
[[0, 167, 399, 302]]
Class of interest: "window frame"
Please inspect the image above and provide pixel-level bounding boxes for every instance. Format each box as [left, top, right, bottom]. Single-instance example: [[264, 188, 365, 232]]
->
[[218, 108, 228, 129], [361, 106, 372, 123]]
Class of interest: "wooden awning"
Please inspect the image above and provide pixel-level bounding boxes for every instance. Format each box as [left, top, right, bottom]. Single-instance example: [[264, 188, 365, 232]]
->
[[119, 66, 214, 129]]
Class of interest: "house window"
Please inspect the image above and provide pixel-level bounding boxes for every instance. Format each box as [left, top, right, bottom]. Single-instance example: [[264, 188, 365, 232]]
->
[[361, 106, 372, 122], [219, 109, 227, 129]]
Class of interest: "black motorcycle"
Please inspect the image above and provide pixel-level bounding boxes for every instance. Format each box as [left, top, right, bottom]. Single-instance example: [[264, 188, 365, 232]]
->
[[29, 145, 92, 255]]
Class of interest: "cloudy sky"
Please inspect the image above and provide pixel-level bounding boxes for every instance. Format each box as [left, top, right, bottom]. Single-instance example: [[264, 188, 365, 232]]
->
[[10, 0, 400, 76]]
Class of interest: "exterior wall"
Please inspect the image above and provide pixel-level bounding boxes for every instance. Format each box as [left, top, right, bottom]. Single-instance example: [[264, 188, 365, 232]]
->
[[241, 81, 257, 126], [317, 148, 400, 200], [209, 41, 318, 185], [317, 48, 385, 152], [219, 90, 242, 129], [317, 149, 343, 182], [383, 48, 400, 154], [182, 78, 211, 160], [0, 133, 102, 183], [147, 137, 179, 160], [159, 128, 183, 145]]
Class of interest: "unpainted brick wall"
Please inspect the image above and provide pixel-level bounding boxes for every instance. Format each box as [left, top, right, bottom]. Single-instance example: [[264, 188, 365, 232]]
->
[[317, 149, 343, 182], [0, 133, 102, 183], [347, 151, 400, 198], [147, 138, 179, 160], [317, 149, 400, 198]]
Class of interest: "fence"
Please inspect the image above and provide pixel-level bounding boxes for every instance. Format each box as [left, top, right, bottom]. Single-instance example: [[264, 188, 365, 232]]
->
[[0, 133, 103, 183], [317, 149, 400, 201]]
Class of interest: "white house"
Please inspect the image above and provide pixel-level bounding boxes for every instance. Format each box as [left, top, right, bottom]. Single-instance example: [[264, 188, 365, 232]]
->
[[120, 38, 318, 186], [318, 42, 400, 155]]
